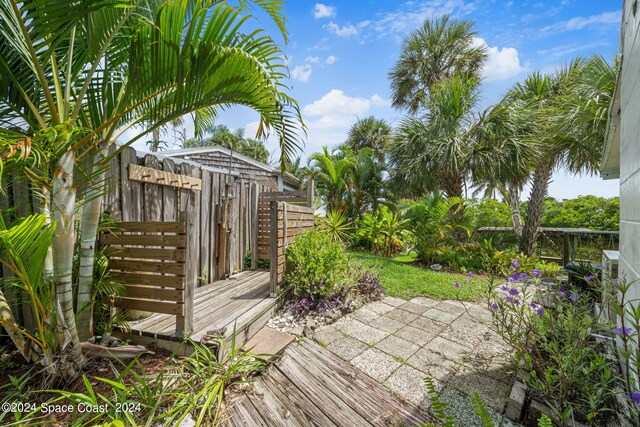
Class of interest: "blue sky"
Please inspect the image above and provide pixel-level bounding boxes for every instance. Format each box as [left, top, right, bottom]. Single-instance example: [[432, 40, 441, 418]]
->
[[128, 0, 623, 200]]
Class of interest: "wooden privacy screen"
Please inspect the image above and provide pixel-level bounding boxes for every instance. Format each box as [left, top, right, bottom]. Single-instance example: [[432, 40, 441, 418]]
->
[[257, 189, 313, 261], [103, 146, 268, 283], [266, 201, 315, 294], [100, 217, 196, 337]]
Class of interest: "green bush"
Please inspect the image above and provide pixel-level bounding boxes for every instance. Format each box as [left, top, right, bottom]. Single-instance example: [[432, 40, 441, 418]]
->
[[534, 260, 561, 278], [285, 229, 352, 298], [355, 206, 413, 257]]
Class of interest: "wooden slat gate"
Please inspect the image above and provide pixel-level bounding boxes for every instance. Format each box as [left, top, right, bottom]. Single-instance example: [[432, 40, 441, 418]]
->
[[100, 213, 197, 337], [266, 201, 315, 294]]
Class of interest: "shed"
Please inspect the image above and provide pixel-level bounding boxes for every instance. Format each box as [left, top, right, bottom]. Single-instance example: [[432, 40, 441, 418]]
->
[[163, 146, 302, 192]]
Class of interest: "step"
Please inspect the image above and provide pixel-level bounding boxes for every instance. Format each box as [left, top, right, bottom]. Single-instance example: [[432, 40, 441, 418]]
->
[[242, 327, 295, 360]]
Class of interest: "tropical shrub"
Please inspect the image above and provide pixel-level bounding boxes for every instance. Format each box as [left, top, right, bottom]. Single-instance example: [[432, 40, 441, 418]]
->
[[285, 230, 352, 298], [317, 210, 353, 244], [483, 250, 537, 276], [487, 269, 618, 425], [534, 260, 561, 278], [402, 194, 468, 264], [356, 206, 413, 257]]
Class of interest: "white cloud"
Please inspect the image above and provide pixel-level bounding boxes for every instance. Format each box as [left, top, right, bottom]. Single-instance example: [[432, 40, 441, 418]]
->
[[305, 56, 320, 64], [291, 64, 312, 82], [542, 11, 621, 33], [473, 37, 525, 81], [367, 0, 476, 38], [326, 21, 358, 37], [313, 3, 335, 19], [325, 55, 337, 64], [370, 94, 389, 107], [304, 89, 372, 117]]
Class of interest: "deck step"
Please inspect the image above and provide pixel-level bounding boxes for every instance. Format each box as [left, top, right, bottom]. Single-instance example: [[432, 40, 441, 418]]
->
[[242, 327, 295, 360]]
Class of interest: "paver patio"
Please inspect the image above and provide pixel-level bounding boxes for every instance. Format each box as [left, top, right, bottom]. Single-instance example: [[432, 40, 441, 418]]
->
[[312, 296, 521, 427]]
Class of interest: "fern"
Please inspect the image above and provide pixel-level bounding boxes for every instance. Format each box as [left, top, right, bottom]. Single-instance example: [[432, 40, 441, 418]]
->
[[470, 393, 495, 427], [538, 414, 554, 427]]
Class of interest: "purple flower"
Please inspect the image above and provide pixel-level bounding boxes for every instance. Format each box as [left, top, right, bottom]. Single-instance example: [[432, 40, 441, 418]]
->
[[467, 271, 474, 277], [532, 269, 541, 278], [511, 272, 520, 281], [536, 307, 544, 316], [500, 285, 509, 291], [627, 392, 640, 404], [558, 290, 565, 298], [613, 326, 633, 336], [569, 293, 579, 302], [509, 288, 519, 296], [454, 282, 461, 288], [519, 272, 529, 280], [514, 298, 521, 305], [491, 303, 498, 310], [508, 277, 516, 283], [585, 275, 595, 282], [504, 296, 513, 303], [529, 302, 537, 308], [511, 259, 520, 268], [613, 279, 620, 287]]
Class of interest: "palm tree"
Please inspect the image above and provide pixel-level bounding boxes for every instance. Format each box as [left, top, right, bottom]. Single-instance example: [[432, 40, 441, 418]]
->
[[345, 116, 392, 162], [308, 147, 354, 214], [388, 75, 480, 199], [388, 15, 487, 114], [0, 0, 302, 375], [511, 56, 617, 256]]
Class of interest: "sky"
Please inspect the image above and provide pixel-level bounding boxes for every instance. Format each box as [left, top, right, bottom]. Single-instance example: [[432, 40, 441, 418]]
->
[[125, 0, 624, 200]]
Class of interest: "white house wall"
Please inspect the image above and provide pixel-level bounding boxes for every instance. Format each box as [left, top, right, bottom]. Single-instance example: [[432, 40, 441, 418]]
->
[[618, 0, 640, 385]]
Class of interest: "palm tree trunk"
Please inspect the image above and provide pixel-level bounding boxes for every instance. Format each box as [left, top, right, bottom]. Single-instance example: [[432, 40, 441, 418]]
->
[[76, 146, 108, 341], [507, 185, 523, 237], [51, 150, 84, 369], [519, 159, 554, 256]]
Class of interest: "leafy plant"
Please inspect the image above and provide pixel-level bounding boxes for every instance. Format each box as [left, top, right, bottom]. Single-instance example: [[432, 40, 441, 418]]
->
[[402, 194, 468, 264], [317, 210, 353, 244], [487, 265, 618, 425], [285, 229, 352, 298], [356, 206, 413, 257]]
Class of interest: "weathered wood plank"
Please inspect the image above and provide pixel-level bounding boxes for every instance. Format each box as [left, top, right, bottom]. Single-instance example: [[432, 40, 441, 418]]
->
[[108, 259, 185, 275], [110, 297, 184, 315], [109, 221, 185, 233], [129, 163, 202, 191], [144, 155, 162, 222], [120, 285, 183, 302], [109, 272, 184, 288], [120, 147, 141, 222], [162, 158, 178, 221], [200, 169, 212, 284], [100, 233, 186, 247], [177, 210, 197, 337], [103, 246, 185, 261]]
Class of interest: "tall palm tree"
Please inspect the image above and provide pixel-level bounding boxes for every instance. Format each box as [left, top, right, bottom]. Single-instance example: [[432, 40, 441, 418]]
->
[[388, 15, 487, 114], [345, 116, 392, 162], [388, 75, 480, 199], [512, 56, 617, 256], [0, 0, 302, 375]]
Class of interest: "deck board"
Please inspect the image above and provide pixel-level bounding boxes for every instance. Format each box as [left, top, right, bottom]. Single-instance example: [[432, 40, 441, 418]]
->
[[226, 340, 436, 426], [123, 270, 272, 341]]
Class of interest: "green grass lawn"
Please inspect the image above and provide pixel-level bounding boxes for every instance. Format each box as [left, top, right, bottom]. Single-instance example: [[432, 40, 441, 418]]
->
[[351, 251, 487, 302]]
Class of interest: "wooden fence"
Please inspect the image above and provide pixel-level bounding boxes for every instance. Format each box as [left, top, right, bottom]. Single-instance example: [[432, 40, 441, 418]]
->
[[265, 201, 315, 294], [100, 216, 197, 336], [104, 147, 270, 283]]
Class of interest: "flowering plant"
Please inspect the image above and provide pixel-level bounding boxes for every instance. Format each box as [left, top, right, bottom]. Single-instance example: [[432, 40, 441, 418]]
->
[[482, 261, 619, 425]]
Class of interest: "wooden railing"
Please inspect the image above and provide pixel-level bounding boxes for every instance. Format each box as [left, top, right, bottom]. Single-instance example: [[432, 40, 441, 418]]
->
[[267, 202, 315, 294], [100, 213, 197, 337]]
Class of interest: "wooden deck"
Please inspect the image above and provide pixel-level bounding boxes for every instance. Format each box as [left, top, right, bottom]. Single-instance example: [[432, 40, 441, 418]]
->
[[120, 270, 275, 345], [225, 340, 436, 426]]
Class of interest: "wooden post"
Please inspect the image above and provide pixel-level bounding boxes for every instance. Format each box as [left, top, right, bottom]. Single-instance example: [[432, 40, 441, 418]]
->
[[562, 232, 570, 267], [306, 179, 315, 208], [269, 200, 279, 297], [251, 183, 259, 269], [176, 210, 195, 337]]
